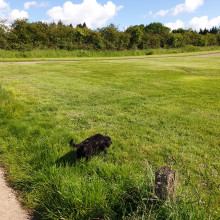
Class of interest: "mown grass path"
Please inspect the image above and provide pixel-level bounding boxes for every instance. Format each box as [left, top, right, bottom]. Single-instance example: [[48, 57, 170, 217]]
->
[[0, 53, 219, 219], [0, 52, 220, 64]]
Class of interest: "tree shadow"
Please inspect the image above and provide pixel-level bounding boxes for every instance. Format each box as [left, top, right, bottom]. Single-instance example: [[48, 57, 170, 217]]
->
[[55, 150, 77, 166]]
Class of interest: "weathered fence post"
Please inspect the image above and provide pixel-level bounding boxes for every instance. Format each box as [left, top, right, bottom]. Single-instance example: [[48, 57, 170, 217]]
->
[[155, 166, 178, 200]]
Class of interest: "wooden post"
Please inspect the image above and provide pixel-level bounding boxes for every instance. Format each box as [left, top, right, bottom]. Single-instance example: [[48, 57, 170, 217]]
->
[[155, 166, 178, 200]]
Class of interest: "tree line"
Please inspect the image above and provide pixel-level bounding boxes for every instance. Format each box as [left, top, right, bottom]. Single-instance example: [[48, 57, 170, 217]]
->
[[0, 19, 220, 51]]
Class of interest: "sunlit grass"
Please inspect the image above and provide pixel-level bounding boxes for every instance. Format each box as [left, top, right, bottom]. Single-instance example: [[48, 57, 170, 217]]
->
[[0, 54, 219, 219]]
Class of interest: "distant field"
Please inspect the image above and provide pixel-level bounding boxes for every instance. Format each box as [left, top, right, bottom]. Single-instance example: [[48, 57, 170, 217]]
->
[[0, 53, 219, 219]]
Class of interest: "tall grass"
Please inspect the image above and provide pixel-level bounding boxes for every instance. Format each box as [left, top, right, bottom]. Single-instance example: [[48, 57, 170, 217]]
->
[[0, 46, 219, 58], [0, 54, 219, 219]]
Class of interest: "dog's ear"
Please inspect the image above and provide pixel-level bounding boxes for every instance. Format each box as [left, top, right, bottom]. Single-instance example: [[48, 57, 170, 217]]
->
[[70, 139, 76, 147]]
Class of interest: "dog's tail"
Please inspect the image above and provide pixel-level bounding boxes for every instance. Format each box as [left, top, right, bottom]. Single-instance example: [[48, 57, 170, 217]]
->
[[70, 139, 77, 148]]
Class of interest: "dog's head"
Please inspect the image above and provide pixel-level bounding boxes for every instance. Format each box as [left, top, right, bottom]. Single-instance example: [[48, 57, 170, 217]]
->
[[70, 139, 77, 148], [104, 136, 112, 147]]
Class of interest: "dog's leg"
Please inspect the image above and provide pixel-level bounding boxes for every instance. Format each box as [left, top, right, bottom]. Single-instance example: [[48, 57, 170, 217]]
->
[[74, 156, 77, 165], [86, 155, 91, 161]]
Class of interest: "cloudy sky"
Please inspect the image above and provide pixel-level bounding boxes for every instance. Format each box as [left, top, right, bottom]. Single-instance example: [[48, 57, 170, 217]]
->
[[0, 0, 220, 30]]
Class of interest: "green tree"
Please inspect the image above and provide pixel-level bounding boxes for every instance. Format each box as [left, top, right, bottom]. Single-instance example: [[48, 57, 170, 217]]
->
[[206, 33, 218, 46], [145, 23, 170, 35], [172, 28, 186, 34], [9, 19, 33, 50], [126, 25, 143, 49], [0, 19, 8, 49], [139, 33, 150, 49], [148, 34, 161, 48], [199, 28, 209, 35], [166, 33, 184, 48], [1, 19, 219, 51], [217, 33, 220, 45], [99, 24, 121, 49], [209, 27, 219, 34]]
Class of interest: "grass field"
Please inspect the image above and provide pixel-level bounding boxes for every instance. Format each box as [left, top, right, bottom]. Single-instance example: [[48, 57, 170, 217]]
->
[[0, 53, 219, 219]]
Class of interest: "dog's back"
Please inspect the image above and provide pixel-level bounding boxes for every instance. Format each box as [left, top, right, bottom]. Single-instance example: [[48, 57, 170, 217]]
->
[[70, 134, 112, 161]]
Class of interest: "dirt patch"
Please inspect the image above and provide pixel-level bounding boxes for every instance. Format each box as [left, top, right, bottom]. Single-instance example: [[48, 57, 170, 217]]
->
[[193, 53, 220, 57], [0, 167, 31, 220], [0, 53, 219, 64], [0, 60, 77, 64]]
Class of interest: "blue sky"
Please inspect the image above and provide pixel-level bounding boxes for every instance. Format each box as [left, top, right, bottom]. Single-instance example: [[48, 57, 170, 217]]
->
[[0, 0, 220, 30]]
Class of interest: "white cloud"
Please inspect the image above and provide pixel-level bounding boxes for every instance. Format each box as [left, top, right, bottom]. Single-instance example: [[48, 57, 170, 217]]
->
[[154, 9, 169, 17], [0, 0, 30, 24], [173, 0, 204, 16], [165, 20, 185, 30], [37, 2, 50, 8], [24, 1, 49, 10], [0, 0, 9, 9], [7, 9, 28, 23], [0, 0, 10, 18], [165, 16, 220, 31], [24, 1, 37, 10], [188, 16, 220, 31], [46, 0, 123, 28], [154, 0, 204, 18]]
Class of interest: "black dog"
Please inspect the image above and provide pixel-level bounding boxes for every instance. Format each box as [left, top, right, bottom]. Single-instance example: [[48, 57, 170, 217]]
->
[[70, 134, 112, 161]]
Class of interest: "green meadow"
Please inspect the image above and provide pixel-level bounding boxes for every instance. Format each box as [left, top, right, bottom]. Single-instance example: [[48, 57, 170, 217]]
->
[[0, 53, 219, 219]]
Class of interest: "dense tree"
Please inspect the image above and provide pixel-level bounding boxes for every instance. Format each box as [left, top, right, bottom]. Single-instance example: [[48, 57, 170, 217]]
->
[[199, 27, 219, 35], [217, 34, 220, 45], [145, 22, 170, 35], [99, 24, 121, 49], [172, 28, 186, 34], [0, 19, 219, 51], [166, 33, 184, 48], [0, 20, 8, 49], [209, 27, 219, 34], [126, 25, 143, 49], [199, 28, 209, 35]]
